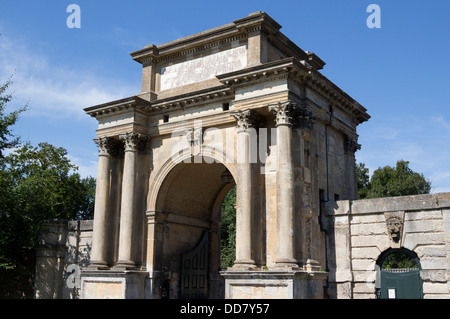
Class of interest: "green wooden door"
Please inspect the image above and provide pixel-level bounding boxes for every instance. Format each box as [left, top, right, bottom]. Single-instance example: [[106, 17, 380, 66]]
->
[[380, 269, 423, 299]]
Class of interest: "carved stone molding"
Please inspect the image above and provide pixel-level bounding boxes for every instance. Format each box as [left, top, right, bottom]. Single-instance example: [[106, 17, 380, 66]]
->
[[230, 109, 265, 131], [185, 127, 203, 147], [384, 211, 405, 248], [119, 132, 148, 152], [145, 210, 168, 225], [143, 34, 248, 65]]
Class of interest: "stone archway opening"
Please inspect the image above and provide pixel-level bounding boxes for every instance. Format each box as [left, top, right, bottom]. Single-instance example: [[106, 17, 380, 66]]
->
[[379, 249, 419, 270], [154, 156, 236, 299], [376, 248, 423, 299]]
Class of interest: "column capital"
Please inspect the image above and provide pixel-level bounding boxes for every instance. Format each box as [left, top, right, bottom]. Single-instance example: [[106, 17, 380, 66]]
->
[[119, 132, 148, 152], [269, 101, 297, 126], [344, 135, 361, 154], [94, 137, 117, 156], [230, 109, 264, 131], [269, 101, 296, 127], [269, 101, 316, 129]]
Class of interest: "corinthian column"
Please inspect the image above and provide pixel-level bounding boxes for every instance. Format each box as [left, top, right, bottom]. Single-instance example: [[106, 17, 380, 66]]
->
[[115, 132, 147, 269], [90, 137, 114, 269], [230, 109, 261, 269], [269, 101, 298, 268]]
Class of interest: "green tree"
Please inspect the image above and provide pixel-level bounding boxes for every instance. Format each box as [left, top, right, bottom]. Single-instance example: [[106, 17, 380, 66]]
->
[[356, 162, 370, 199], [357, 160, 431, 199], [0, 77, 27, 157], [382, 251, 418, 269], [220, 186, 236, 268]]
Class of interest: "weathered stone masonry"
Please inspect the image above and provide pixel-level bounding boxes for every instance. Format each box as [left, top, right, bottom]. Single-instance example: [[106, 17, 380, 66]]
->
[[35, 193, 450, 299], [324, 193, 450, 299], [33, 12, 450, 299], [34, 220, 93, 299]]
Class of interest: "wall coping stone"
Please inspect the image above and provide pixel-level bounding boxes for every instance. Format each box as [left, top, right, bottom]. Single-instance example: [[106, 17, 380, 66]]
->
[[324, 193, 450, 216]]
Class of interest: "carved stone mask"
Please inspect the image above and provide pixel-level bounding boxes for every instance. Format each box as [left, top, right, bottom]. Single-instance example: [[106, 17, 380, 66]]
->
[[387, 217, 402, 242]]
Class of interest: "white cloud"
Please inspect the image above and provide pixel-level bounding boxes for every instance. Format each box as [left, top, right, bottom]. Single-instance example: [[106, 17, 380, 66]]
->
[[357, 116, 450, 194], [67, 153, 98, 179], [428, 171, 450, 193], [356, 111, 450, 194], [0, 31, 136, 120], [432, 116, 450, 132]]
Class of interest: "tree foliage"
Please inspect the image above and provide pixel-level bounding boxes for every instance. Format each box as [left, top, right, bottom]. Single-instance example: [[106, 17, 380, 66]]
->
[[382, 251, 418, 269], [0, 77, 27, 157], [220, 186, 236, 268], [356, 162, 370, 199], [357, 160, 431, 199]]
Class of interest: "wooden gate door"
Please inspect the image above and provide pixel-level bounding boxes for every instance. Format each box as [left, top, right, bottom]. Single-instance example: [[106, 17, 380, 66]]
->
[[380, 268, 423, 299], [180, 231, 209, 299]]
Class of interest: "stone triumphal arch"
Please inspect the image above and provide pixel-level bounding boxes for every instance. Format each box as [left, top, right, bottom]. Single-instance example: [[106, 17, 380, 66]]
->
[[80, 12, 370, 299]]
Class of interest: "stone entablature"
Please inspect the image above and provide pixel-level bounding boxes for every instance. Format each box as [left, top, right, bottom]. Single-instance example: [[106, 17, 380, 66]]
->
[[324, 193, 450, 299]]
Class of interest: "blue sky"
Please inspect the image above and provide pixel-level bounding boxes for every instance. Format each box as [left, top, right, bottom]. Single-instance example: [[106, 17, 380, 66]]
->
[[1, 1, 449, 192]]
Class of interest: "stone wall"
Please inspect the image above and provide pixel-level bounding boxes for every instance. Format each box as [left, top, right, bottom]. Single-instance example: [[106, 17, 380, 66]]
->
[[34, 219, 93, 299], [63, 220, 93, 299], [324, 193, 450, 299], [34, 220, 68, 299]]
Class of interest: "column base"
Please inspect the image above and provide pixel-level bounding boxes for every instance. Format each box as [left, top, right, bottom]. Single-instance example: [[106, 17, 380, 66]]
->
[[231, 259, 257, 271], [301, 259, 322, 272], [87, 261, 110, 270], [113, 260, 137, 270], [274, 258, 300, 270]]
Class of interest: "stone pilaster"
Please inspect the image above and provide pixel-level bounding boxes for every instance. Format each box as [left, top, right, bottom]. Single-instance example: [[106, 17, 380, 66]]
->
[[115, 132, 147, 269], [246, 25, 267, 67]]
